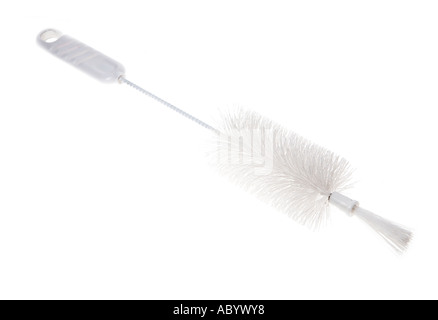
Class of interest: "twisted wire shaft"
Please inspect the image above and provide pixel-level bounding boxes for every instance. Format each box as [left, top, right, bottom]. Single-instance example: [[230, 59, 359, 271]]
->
[[120, 77, 219, 133]]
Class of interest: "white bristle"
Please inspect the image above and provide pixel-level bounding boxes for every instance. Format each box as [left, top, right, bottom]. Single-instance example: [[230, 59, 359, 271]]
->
[[354, 207, 412, 254], [212, 109, 354, 229], [212, 109, 413, 253]]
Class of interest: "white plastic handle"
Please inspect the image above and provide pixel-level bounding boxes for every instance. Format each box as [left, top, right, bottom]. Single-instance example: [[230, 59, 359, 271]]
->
[[37, 29, 125, 83]]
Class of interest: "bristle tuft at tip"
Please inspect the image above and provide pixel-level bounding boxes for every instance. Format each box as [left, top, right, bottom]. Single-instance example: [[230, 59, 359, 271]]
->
[[354, 207, 413, 254]]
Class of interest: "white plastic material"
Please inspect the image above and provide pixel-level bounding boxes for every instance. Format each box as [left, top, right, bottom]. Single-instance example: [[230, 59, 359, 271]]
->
[[37, 29, 125, 83], [329, 192, 359, 216]]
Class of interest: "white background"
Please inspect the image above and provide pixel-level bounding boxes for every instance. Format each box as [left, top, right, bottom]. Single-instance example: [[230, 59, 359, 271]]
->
[[1, 1, 437, 300]]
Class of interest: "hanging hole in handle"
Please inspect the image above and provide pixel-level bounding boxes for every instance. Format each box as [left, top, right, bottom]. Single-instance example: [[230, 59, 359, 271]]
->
[[39, 29, 62, 43]]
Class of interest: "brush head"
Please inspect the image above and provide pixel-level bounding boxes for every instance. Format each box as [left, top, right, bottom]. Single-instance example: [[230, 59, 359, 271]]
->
[[212, 109, 354, 229]]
